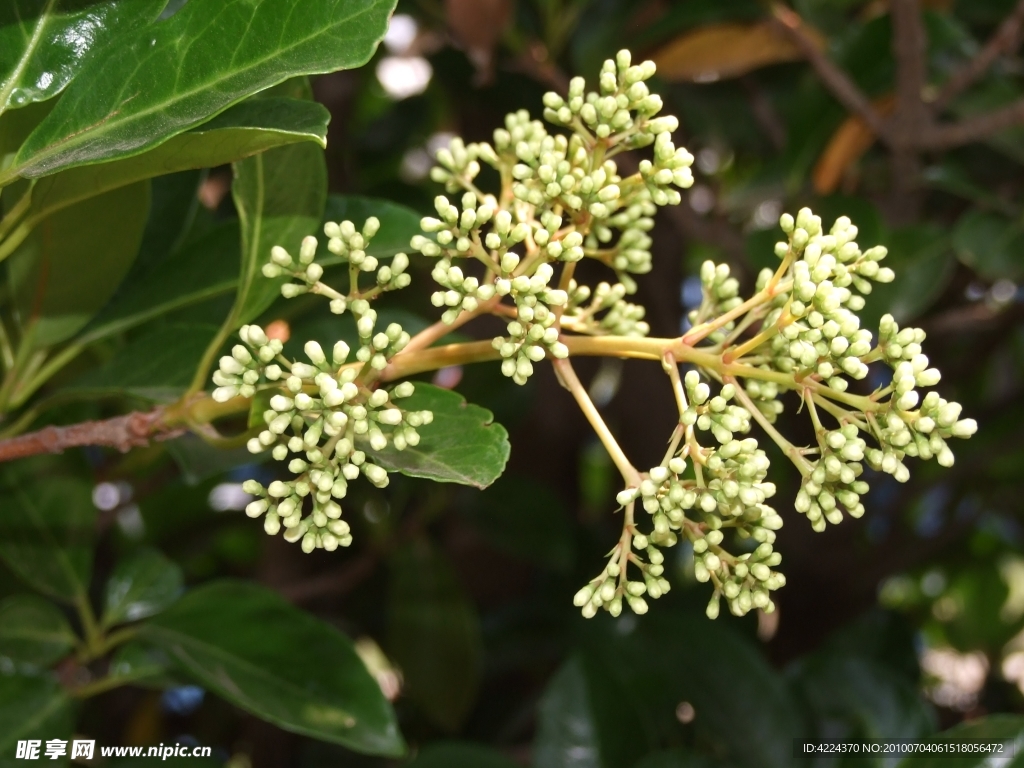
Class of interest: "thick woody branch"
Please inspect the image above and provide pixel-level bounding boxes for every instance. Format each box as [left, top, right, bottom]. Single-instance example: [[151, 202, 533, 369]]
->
[[889, 0, 929, 141], [932, 0, 1024, 112], [0, 409, 182, 463], [770, 3, 890, 139]]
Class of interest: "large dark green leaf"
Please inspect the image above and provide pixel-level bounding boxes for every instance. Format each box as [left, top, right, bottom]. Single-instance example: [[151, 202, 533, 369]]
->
[[791, 654, 934, 746], [533, 654, 642, 768], [0, 595, 76, 666], [141, 579, 404, 756], [0, 0, 164, 113], [407, 743, 521, 768], [77, 222, 240, 346], [68, 323, 219, 401], [230, 140, 327, 324], [0, 471, 94, 603], [0, 672, 75, 765], [22, 98, 329, 229], [367, 384, 510, 489], [893, 715, 1024, 768], [952, 209, 1024, 281], [860, 224, 954, 330], [7, 180, 150, 348], [388, 542, 481, 732], [102, 549, 184, 628], [317, 194, 422, 264], [6, 0, 395, 180], [581, 612, 804, 768]]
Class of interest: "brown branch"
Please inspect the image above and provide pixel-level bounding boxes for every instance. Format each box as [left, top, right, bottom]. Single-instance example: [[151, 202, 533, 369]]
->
[[889, 0, 930, 142], [923, 97, 1024, 149], [770, 2, 890, 140], [0, 409, 183, 462], [932, 0, 1024, 112]]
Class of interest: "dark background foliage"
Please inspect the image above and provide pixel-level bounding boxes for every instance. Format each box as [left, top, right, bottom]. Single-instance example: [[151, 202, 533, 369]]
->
[[3, 0, 1024, 766]]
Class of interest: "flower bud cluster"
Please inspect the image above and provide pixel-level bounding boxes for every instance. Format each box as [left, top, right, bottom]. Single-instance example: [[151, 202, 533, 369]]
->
[[429, 136, 495, 193], [211, 324, 285, 402], [264, 217, 411, 314], [687, 261, 742, 340], [572, 540, 672, 619], [868, 391, 976, 475], [796, 425, 869, 532], [562, 280, 650, 337], [490, 262, 570, 384], [750, 211, 893, 387], [238, 337, 431, 553], [682, 373, 752, 446]]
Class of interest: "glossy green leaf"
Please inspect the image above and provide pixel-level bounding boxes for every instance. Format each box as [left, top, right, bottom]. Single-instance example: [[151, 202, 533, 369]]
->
[[0, 471, 94, 603], [367, 384, 510, 489], [141, 579, 404, 756], [317, 194, 422, 264], [77, 222, 240, 346], [407, 743, 521, 768], [533, 655, 628, 768], [581, 612, 804, 768], [893, 715, 1024, 768], [791, 654, 934, 744], [7, 0, 396, 180], [230, 140, 327, 324], [7, 180, 150, 348], [68, 323, 219, 401], [388, 542, 481, 732], [102, 549, 184, 628], [22, 98, 329, 230], [131, 170, 206, 277], [0, 0, 164, 114], [0, 595, 76, 666], [0, 672, 75, 762], [952, 209, 1024, 281]]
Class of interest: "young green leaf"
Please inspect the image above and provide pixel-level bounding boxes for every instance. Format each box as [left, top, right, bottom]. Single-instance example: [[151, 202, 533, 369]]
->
[[77, 223, 240, 346], [366, 385, 510, 489], [317, 194, 423, 264], [68, 323, 220, 401], [387, 542, 482, 732], [0, 673, 75, 756], [0, 471, 95, 604], [6, 180, 150, 348], [230, 140, 327, 324], [0, 0, 165, 114], [0, 595, 77, 666], [22, 97, 329, 231], [102, 549, 184, 628], [7, 0, 396, 180], [141, 579, 405, 756]]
